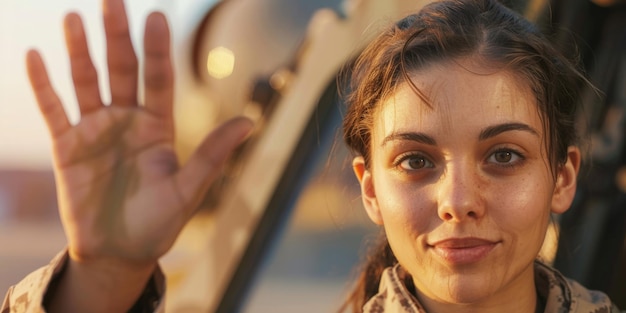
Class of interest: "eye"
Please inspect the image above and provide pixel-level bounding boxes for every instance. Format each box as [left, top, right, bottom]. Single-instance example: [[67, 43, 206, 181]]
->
[[487, 148, 524, 166], [396, 153, 434, 171]]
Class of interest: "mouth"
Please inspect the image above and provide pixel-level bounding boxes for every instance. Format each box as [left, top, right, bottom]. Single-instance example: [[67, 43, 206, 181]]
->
[[428, 237, 499, 265]]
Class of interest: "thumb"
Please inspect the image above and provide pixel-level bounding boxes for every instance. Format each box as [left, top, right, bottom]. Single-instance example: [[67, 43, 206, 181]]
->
[[174, 117, 254, 214]]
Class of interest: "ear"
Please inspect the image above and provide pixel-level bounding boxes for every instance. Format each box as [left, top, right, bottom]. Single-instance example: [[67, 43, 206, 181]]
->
[[353, 156, 383, 225], [551, 146, 581, 214]]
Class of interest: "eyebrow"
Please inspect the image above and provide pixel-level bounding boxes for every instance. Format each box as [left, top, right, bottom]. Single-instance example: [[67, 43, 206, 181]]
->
[[381, 132, 437, 147], [380, 122, 539, 147], [478, 122, 539, 141]]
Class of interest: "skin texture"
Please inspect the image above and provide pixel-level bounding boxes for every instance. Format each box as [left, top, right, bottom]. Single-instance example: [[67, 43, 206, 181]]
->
[[353, 59, 580, 313], [25, 0, 252, 311]]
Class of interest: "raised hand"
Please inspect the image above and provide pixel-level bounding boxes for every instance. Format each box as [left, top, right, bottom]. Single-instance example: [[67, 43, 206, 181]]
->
[[25, 0, 251, 311]]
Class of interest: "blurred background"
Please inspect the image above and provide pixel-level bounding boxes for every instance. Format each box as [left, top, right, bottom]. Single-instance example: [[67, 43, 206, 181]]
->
[[1, 0, 624, 312]]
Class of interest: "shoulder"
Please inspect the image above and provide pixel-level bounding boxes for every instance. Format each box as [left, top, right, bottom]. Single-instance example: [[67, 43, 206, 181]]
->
[[362, 265, 425, 313], [566, 279, 622, 313], [535, 261, 622, 313]]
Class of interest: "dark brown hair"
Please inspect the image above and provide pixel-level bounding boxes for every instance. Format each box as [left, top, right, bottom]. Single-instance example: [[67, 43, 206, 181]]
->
[[340, 0, 590, 311]]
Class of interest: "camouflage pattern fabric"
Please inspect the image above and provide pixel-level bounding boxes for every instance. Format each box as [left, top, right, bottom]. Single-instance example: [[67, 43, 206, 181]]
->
[[3, 252, 620, 312], [1, 250, 165, 313], [363, 261, 623, 313]]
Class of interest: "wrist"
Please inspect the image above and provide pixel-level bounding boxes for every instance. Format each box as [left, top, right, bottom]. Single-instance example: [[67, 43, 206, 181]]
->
[[68, 250, 158, 278], [46, 253, 158, 313]]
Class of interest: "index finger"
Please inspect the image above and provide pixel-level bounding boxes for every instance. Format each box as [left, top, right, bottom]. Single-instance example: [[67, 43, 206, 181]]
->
[[26, 50, 72, 138]]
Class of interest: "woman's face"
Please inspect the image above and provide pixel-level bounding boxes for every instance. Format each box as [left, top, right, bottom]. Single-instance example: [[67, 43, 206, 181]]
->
[[353, 59, 579, 308]]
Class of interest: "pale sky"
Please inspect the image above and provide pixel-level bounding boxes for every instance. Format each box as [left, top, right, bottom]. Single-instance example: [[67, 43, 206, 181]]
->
[[0, 0, 215, 169]]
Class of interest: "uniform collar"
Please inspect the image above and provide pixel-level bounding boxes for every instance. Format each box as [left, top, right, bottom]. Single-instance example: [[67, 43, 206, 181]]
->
[[362, 261, 617, 313]]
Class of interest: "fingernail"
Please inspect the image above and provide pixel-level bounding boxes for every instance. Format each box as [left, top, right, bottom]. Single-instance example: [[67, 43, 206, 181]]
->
[[66, 13, 81, 37], [103, 0, 125, 16], [146, 12, 167, 31]]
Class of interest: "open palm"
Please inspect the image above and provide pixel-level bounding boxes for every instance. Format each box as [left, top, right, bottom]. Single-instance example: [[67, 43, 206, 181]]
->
[[26, 0, 251, 268]]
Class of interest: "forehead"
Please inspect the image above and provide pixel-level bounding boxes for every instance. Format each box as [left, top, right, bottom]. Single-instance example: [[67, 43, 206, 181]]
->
[[374, 60, 541, 141]]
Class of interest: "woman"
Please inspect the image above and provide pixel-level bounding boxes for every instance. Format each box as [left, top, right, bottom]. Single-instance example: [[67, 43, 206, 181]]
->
[[340, 1, 621, 312], [1, 0, 622, 312]]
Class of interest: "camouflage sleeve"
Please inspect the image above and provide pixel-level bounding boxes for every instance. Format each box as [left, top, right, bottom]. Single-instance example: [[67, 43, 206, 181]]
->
[[1, 250, 67, 313], [1, 250, 166, 313], [129, 264, 166, 313]]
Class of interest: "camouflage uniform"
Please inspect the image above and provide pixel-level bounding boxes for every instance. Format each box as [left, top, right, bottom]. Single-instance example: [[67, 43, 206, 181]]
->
[[1, 250, 164, 313], [363, 261, 623, 313], [2, 255, 621, 312]]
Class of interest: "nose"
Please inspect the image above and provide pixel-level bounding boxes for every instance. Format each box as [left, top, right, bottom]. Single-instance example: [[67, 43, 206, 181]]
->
[[436, 160, 484, 222]]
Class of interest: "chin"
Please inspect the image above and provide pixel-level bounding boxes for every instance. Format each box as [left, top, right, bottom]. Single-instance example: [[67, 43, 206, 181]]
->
[[426, 272, 500, 305], [442, 288, 492, 305]]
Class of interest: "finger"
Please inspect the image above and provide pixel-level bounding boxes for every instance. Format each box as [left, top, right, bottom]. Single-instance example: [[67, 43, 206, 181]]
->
[[64, 13, 103, 115], [25, 50, 72, 138], [103, 0, 138, 106], [174, 117, 254, 214], [143, 12, 173, 119]]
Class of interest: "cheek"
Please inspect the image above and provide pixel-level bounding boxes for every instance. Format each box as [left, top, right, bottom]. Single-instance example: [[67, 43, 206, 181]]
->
[[374, 174, 435, 235], [491, 176, 552, 240]]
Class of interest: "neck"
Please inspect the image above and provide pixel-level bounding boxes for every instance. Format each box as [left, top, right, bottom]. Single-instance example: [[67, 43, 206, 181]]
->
[[415, 264, 538, 313]]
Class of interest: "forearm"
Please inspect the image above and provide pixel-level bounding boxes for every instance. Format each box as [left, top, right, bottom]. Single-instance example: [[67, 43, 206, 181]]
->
[[45, 258, 157, 313]]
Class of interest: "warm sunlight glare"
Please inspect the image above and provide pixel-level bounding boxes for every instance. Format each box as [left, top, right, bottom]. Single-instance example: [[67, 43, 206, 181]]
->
[[206, 46, 235, 79]]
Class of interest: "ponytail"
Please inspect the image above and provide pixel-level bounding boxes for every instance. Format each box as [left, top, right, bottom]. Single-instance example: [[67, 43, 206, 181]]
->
[[339, 234, 398, 312]]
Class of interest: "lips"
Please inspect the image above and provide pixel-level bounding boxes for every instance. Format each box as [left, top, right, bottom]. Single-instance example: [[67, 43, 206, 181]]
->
[[429, 237, 499, 265]]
